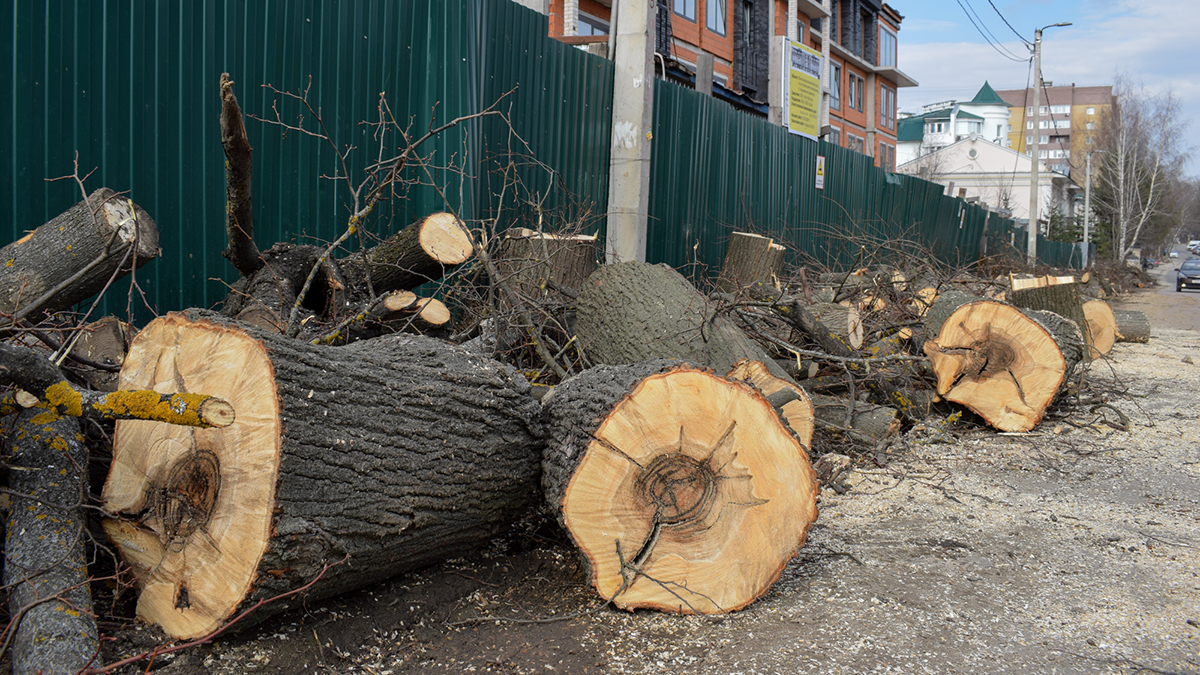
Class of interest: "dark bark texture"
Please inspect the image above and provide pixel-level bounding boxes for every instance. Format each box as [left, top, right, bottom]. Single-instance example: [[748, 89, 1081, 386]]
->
[[219, 73, 262, 277], [1010, 283, 1087, 355], [1113, 309, 1151, 343], [539, 359, 679, 530], [575, 262, 791, 382], [0, 188, 159, 317], [180, 310, 545, 621], [4, 409, 99, 675]]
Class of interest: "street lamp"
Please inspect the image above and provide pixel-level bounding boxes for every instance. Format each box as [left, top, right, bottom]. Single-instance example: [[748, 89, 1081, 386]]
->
[[1026, 21, 1072, 266]]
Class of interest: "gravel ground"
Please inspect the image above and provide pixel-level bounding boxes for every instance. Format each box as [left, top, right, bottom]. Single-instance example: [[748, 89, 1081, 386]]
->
[[113, 311, 1200, 675]]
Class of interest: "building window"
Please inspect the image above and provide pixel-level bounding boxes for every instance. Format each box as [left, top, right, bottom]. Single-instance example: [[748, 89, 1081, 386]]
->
[[1006, 139, 1012, 147], [879, 26, 897, 67], [1026, 121, 1033, 130], [1007, 124, 1012, 132], [880, 85, 895, 129], [829, 63, 841, 110], [1087, 136, 1094, 145], [1027, 106, 1033, 115], [1087, 106, 1095, 115], [829, 127, 841, 145], [706, 0, 727, 35], [1026, 136, 1032, 145], [880, 142, 895, 171], [847, 133, 864, 152], [847, 73, 865, 112], [1039, 134, 1049, 144], [674, 0, 696, 21], [1050, 105, 1070, 115], [1086, 121, 1094, 130], [578, 12, 609, 36]]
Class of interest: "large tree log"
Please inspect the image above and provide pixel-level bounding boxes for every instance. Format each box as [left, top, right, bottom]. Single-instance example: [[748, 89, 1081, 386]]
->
[[4, 409, 99, 675], [1113, 309, 1151, 343], [0, 188, 159, 320], [100, 309, 542, 640], [923, 300, 1083, 432], [541, 361, 818, 614], [1082, 300, 1118, 357], [499, 228, 597, 300], [338, 212, 473, 293], [575, 261, 792, 381], [805, 303, 863, 350], [725, 359, 815, 449]]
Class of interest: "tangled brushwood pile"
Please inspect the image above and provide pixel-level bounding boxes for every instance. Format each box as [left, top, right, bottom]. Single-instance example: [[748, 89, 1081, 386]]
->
[[0, 75, 1156, 675]]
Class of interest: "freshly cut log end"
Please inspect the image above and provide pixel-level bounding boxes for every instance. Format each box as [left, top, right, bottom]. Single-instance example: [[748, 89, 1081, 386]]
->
[[543, 362, 818, 615], [103, 310, 543, 640], [102, 316, 282, 640], [1083, 300, 1118, 357], [418, 212, 473, 266], [805, 303, 863, 350], [725, 359, 815, 450], [923, 300, 1071, 432]]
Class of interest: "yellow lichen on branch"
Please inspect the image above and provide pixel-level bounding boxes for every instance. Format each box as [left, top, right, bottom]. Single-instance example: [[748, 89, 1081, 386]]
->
[[90, 390, 236, 428]]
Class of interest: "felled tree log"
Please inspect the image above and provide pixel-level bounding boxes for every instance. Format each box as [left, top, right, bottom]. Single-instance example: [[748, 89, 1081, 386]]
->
[[101, 309, 542, 639], [0, 188, 159, 319], [923, 300, 1083, 432], [805, 303, 863, 350], [575, 261, 792, 381], [1113, 309, 1151, 343], [746, 283, 852, 358], [68, 315, 130, 391], [4, 409, 98, 675], [808, 393, 901, 442], [222, 213, 471, 335], [1010, 282, 1088, 358], [338, 212, 473, 293], [1082, 300, 1118, 357], [541, 361, 818, 614], [725, 359, 815, 449], [715, 232, 786, 294]]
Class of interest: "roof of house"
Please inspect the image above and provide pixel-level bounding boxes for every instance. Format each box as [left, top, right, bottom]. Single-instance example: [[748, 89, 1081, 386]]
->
[[969, 81, 1008, 106], [897, 115, 924, 142], [956, 110, 984, 120]]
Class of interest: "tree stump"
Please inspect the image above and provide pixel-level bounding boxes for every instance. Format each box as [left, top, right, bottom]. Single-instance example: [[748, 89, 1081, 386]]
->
[[804, 303, 863, 351], [1082, 300, 1118, 357], [541, 361, 818, 614], [714, 232, 786, 294], [0, 188, 159, 318], [499, 228, 598, 300], [575, 261, 792, 381], [923, 301, 1083, 432], [101, 309, 542, 639], [1113, 309, 1151, 343]]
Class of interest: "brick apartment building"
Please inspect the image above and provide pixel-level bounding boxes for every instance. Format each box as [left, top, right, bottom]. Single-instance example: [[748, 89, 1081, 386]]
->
[[995, 84, 1114, 183], [534, 0, 916, 170]]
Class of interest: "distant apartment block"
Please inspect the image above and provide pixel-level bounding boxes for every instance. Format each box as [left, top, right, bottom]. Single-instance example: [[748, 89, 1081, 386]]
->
[[995, 84, 1114, 182]]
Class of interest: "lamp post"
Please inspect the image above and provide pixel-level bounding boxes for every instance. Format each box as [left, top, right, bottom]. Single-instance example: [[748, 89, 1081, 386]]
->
[[1026, 21, 1072, 265], [1082, 149, 1104, 269]]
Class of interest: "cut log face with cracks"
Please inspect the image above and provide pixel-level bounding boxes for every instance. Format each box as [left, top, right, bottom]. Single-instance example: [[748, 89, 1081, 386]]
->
[[559, 368, 818, 615], [923, 301, 1068, 432]]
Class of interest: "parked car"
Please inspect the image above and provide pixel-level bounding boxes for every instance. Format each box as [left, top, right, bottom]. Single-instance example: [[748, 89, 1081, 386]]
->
[[1177, 259, 1200, 292], [1170, 250, 1179, 257]]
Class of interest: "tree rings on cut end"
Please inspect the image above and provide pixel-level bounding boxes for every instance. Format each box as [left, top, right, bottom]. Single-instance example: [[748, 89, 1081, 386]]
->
[[101, 314, 280, 639], [923, 300, 1066, 432], [560, 366, 818, 614], [419, 212, 472, 266]]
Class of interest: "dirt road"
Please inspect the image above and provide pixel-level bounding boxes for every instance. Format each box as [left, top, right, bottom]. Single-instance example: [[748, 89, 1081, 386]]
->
[[121, 284, 1200, 675]]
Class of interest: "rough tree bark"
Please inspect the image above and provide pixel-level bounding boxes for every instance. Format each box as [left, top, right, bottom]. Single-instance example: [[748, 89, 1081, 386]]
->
[[219, 73, 261, 276], [541, 361, 818, 614], [0, 188, 159, 319], [1113, 309, 1151, 343], [575, 261, 792, 381], [101, 309, 543, 640], [715, 232, 786, 294], [4, 409, 98, 675], [1010, 282, 1088, 358]]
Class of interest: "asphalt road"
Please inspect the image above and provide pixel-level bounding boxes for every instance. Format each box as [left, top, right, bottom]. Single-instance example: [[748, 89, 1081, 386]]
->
[[1118, 245, 1200, 332]]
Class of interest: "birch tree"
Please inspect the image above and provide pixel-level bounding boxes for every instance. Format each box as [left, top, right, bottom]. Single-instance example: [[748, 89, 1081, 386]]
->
[[1092, 74, 1190, 261]]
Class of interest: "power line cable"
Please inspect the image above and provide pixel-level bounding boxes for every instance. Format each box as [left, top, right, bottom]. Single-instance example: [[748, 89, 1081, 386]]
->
[[953, 0, 1030, 62], [960, 0, 1028, 61], [986, 0, 1033, 46]]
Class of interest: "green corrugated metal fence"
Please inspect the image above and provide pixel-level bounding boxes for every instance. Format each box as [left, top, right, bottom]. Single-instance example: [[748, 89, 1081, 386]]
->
[[3, 0, 1076, 319]]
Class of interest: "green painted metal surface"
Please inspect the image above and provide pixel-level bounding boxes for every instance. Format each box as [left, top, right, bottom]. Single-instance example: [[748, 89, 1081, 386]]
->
[[2, 0, 611, 316], [2, 0, 1074, 322]]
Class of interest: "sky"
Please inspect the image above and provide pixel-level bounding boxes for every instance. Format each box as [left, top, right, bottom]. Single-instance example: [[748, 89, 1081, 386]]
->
[[893, 0, 1200, 176]]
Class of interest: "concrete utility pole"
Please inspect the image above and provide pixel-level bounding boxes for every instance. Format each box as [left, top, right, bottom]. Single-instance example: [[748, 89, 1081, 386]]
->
[[605, 0, 655, 263], [1026, 22, 1070, 265]]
